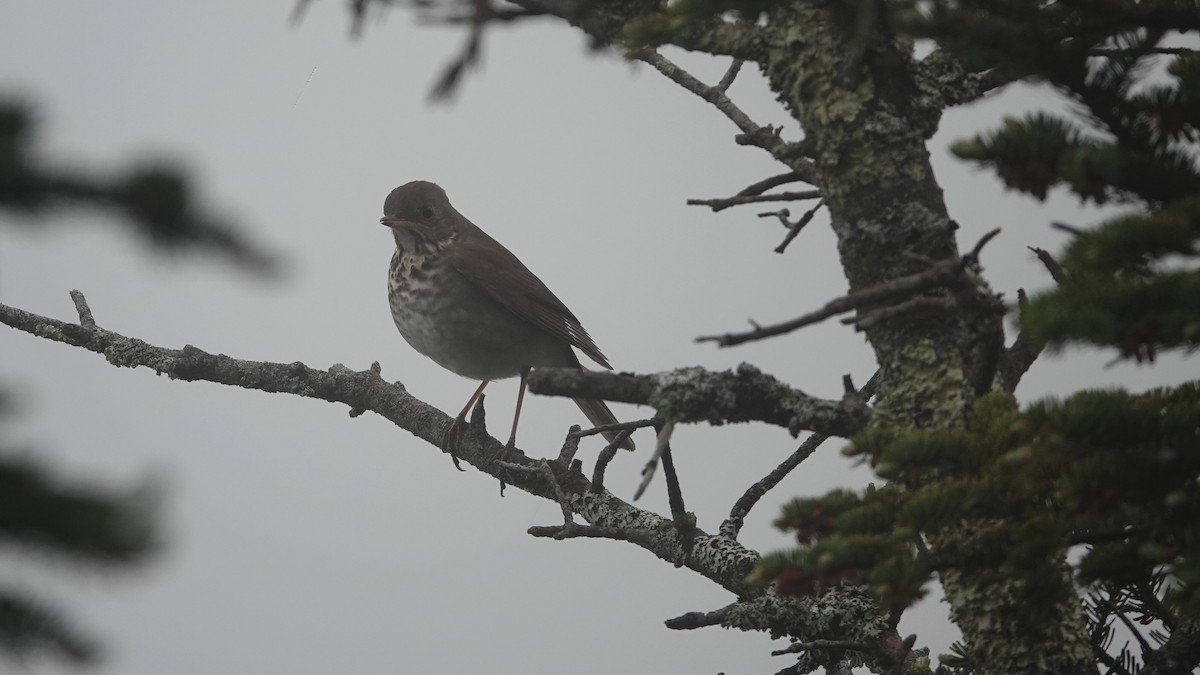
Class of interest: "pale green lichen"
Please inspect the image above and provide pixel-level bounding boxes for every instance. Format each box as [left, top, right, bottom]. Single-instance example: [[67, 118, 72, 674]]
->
[[875, 338, 970, 430], [34, 324, 66, 341]]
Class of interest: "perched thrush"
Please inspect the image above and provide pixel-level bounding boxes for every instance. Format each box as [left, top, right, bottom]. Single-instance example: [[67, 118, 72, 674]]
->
[[382, 181, 635, 467]]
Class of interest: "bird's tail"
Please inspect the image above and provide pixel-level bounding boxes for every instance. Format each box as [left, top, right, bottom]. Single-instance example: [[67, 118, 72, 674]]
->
[[573, 397, 636, 451]]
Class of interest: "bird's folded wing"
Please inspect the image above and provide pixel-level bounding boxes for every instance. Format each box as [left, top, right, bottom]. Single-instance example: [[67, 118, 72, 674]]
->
[[449, 226, 613, 369]]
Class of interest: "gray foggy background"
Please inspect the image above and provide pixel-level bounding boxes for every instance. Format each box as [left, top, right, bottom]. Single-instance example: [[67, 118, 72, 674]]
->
[[1, 2, 1192, 673]]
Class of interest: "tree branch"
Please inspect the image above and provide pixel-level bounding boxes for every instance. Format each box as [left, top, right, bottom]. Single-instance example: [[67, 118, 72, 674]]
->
[[632, 49, 819, 180], [665, 587, 908, 674], [687, 190, 822, 212], [772, 199, 825, 254], [697, 228, 1000, 347], [526, 363, 872, 439], [720, 371, 879, 539], [0, 292, 761, 595], [995, 289, 1045, 394]]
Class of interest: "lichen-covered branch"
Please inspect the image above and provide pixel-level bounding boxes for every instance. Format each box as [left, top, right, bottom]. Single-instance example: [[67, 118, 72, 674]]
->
[[526, 363, 871, 439], [0, 293, 763, 595], [666, 587, 916, 674]]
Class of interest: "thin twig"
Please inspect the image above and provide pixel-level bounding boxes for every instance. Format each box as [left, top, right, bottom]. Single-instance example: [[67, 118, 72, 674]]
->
[[1051, 221, 1085, 236], [845, 295, 956, 331], [698, 228, 1000, 347], [633, 49, 760, 136], [996, 289, 1046, 393], [569, 417, 659, 439], [1028, 246, 1066, 283], [759, 209, 792, 227], [590, 430, 631, 494], [774, 199, 825, 254], [557, 424, 583, 465], [633, 419, 675, 501], [688, 191, 822, 212], [69, 290, 96, 329], [428, 0, 490, 100], [660, 439, 697, 553], [720, 371, 879, 539], [716, 58, 744, 93], [632, 48, 817, 180], [740, 172, 808, 196], [501, 460, 576, 530]]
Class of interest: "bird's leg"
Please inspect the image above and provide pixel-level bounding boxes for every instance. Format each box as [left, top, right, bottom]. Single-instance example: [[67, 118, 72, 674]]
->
[[505, 368, 530, 452], [491, 368, 530, 495], [442, 379, 489, 471]]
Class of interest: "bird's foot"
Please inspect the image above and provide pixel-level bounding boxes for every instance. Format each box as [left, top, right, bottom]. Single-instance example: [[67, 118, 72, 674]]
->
[[490, 439, 517, 497], [440, 416, 467, 472]]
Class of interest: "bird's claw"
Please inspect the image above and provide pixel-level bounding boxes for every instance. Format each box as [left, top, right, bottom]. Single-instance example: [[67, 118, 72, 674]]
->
[[441, 416, 467, 472], [490, 440, 516, 496]]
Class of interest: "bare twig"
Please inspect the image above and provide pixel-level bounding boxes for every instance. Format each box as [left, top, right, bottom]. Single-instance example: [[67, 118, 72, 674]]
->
[[688, 190, 822, 212], [588, 432, 624, 492], [845, 295, 956, 331], [1051, 221, 1085, 236], [722, 432, 829, 539], [500, 460, 576, 530], [634, 49, 756, 134], [633, 418, 675, 501], [740, 171, 810, 196], [716, 58, 744, 92], [632, 49, 818, 181], [429, 0, 490, 100], [720, 371, 879, 539], [569, 417, 659, 440], [997, 237, 1070, 393], [759, 209, 792, 227], [996, 289, 1046, 393], [69, 289, 96, 329], [698, 228, 1000, 347], [435, 6, 546, 24], [540, 461, 576, 529], [659, 438, 697, 549], [774, 199, 825, 254], [557, 424, 583, 465], [1028, 246, 1066, 283]]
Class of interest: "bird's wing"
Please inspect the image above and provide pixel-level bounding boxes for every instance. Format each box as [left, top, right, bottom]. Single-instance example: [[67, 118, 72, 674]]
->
[[449, 223, 613, 369]]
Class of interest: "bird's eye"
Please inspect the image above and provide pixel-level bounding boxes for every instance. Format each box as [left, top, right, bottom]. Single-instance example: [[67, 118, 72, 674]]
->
[[420, 204, 435, 219]]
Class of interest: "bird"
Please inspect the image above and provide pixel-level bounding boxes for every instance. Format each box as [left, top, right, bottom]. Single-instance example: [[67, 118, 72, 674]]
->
[[381, 180, 635, 469]]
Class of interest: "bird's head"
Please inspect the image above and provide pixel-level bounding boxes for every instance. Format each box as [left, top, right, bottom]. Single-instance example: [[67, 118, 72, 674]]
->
[[380, 180, 457, 253]]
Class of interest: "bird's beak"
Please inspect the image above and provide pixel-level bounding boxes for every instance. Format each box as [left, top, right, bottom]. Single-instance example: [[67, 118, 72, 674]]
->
[[380, 215, 409, 229]]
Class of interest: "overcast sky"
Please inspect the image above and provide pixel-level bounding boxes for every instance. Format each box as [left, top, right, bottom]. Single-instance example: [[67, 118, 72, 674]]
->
[[1, 2, 1193, 674]]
